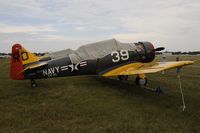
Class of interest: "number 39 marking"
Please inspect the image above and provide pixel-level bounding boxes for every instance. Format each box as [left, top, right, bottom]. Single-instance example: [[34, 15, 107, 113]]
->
[[111, 50, 129, 63]]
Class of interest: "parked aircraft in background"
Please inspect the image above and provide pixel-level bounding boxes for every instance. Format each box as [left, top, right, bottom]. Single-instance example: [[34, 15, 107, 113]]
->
[[10, 39, 194, 88]]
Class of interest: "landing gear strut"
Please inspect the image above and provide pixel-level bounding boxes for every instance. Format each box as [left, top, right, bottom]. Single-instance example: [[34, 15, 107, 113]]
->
[[31, 79, 38, 88], [118, 75, 128, 81], [135, 74, 147, 86]]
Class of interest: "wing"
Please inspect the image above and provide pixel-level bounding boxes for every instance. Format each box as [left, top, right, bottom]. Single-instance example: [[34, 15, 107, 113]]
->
[[103, 61, 194, 76]]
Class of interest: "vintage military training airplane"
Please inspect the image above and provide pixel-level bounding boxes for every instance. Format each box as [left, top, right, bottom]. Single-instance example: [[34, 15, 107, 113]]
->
[[10, 39, 194, 88]]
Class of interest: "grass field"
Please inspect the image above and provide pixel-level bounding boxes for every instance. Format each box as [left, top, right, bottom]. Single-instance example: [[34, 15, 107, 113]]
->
[[0, 56, 200, 133]]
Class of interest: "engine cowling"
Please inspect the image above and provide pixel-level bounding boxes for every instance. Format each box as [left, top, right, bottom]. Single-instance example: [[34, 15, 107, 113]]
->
[[135, 42, 156, 63]]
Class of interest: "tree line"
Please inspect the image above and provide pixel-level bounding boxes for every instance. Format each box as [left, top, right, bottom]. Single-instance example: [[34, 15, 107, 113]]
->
[[1, 51, 200, 58], [156, 51, 200, 55]]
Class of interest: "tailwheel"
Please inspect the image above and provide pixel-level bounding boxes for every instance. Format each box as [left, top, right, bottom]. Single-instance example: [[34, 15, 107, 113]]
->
[[31, 79, 38, 88], [118, 75, 128, 81], [135, 74, 147, 86]]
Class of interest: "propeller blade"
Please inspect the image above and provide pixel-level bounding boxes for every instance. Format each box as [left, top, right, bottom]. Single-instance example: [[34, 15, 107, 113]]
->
[[154, 47, 165, 52]]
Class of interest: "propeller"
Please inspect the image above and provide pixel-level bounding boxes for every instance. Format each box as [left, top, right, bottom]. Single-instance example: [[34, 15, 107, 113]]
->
[[154, 47, 165, 52]]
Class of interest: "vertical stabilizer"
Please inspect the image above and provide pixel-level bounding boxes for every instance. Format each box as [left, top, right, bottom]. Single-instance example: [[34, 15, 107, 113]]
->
[[10, 44, 40, 80]]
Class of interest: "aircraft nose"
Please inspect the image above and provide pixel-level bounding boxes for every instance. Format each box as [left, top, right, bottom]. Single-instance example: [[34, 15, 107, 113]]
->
[[138, 42, 156, 62]]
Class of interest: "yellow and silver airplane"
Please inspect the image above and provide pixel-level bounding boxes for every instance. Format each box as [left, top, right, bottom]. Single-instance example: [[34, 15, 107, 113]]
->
[[10, 39, 194, 88]]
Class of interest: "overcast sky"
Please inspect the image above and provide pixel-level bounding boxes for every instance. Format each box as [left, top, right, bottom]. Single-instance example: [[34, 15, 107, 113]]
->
[[0, 0, 200, 52]]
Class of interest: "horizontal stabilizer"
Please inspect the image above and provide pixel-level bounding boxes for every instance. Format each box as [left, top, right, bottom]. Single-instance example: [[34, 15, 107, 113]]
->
[[18, 62, 47, 74]]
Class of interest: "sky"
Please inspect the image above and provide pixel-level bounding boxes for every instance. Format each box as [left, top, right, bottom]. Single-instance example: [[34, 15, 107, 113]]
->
[[0, 0, 200, 53]]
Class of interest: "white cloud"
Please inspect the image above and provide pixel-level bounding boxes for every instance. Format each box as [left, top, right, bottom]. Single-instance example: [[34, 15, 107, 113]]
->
[[111, 32, 166, 42], [0, 24, 56, 33], [74, 26, 86, 31], [0, 0, 200, 52]]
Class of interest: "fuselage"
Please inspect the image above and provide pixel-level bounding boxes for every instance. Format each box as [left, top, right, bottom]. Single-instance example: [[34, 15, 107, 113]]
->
[[24, 42, 156, 80]]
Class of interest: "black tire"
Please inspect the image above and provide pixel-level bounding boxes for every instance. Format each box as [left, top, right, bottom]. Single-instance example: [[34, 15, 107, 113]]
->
[[118, 75, 128, 81], [135, 76, 147, 86]]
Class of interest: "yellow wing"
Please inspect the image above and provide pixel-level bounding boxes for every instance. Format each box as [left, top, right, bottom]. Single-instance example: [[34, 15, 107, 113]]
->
[[103, 61, 194, 76]]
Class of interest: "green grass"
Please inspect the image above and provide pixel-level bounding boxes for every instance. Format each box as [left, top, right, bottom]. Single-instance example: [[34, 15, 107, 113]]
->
[[0, 56, 200, 133]]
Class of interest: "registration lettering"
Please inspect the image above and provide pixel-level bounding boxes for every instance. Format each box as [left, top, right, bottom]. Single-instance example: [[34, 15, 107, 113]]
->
[[111, 50, 129, 63], [42, 66, 60, 77]]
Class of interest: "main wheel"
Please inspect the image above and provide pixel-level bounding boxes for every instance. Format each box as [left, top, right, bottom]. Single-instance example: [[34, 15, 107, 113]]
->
[[118, 75, 128, 81], [135, 76, 147, 86]]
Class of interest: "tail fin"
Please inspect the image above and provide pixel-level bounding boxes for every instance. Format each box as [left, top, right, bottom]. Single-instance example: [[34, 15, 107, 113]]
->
[[10, 43, 40, 80]]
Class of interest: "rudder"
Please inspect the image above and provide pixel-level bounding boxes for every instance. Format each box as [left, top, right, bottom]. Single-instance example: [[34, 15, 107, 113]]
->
[[10, 43, 40, 80]]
